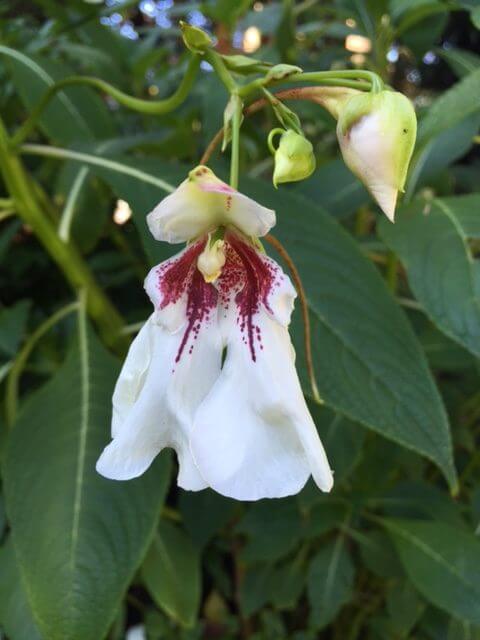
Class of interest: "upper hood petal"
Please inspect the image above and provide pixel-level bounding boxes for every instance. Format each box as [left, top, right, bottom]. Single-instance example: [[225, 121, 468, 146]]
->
[[146, 166, 276, 243]]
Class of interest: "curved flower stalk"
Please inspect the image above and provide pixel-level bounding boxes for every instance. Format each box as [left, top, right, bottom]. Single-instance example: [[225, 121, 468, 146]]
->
[[97, 166, 333, 500]]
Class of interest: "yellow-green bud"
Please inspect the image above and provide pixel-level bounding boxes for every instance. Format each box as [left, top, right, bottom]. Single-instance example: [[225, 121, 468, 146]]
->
[[271, 129, 316, 187], [336, 90, 417, 221], [180, 21, 213, 54]]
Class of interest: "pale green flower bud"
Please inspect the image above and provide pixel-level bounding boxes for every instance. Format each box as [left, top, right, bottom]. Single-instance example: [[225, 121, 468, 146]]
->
[[271, 129, 316, 187], [180, 21, 213, 54], [336, 90, 417, 221]]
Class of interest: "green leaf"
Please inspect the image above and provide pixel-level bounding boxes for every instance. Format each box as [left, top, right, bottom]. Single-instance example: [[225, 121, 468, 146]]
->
[[307, 537, 355, 629], [244, 178, 456, 490], [416, 67, 480, 148], [382, 519, 480, 625], [4, 316, 171, 640], [142, 520, 201, 628], [377, 481, 466, 528], [379, 196, 480, 358], [0, 46, 115, 143], [0, 538, 41, 640], [295, 158, 369, 219], [386, 580, 425, 637], [178, 490, 236, 550], [0, 299, 30, 357], [309, 406, 364, 484], [409, 114, 480, 190], [358, 530, 404, 579], [237, 499, 303, 564], [437, 47, 480, 78]]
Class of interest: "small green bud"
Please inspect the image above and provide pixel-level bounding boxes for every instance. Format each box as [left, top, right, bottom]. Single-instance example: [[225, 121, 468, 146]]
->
[[270, 129, 316, 187], [265, 64, 302, 82], [180, 21, 213, 54], [336, 90, 417, 221]]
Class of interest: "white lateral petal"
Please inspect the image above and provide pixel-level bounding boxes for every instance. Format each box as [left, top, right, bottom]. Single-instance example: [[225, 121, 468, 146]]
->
[[146, 179, 217, 244], [191, 286, 333, 500], [225, 191, 276, 238], [97, 309, 222, 490]]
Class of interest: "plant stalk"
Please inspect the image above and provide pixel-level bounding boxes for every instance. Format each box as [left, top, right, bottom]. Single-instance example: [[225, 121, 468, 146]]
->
[[0, 117, 128, 352]]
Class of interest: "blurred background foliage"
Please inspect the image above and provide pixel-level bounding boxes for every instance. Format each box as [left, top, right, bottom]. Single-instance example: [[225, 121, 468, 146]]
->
[[1, 0, 480, 639]]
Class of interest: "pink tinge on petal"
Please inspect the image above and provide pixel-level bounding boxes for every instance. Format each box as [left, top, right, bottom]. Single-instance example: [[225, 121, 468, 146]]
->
[[191, 166, 236, 195], [155, 240, 218, 366], [218, 233, 284, 362]]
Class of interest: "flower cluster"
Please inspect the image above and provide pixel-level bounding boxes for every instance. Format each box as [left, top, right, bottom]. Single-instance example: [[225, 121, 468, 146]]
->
[[97, 166, 333, 500]]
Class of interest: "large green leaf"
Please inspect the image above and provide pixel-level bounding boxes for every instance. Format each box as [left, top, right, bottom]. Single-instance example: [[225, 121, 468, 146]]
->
[[0, 539, 41, 640], [379, 196, 480, 358], [142, 520, 201, 628], [0, 46, 115, 143], [4, 314, 171, 640], [438, 47, 480, 78], [382, 519, 480, 625], [245, 177, 456, 490], [295, 158, 369, 219], [416, 67, 480, 149], [307, 537, 355, 629], [405, 67, 480, 195]]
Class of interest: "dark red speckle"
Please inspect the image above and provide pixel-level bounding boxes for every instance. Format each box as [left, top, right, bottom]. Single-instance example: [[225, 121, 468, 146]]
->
[[156, 241, 217, 365]]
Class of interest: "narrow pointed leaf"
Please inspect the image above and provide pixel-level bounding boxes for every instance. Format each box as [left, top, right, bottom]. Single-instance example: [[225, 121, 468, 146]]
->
[[382, 519, 480, 625], [379, 196, 480, 357], [4, 317, 171, 640]]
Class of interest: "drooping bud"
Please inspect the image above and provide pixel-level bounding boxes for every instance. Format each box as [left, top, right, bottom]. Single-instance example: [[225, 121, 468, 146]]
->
[[197, 236, 226, 283], [336, 90, 417, 221], [180, 21, 213, 54], [270, 129, 316, 187]]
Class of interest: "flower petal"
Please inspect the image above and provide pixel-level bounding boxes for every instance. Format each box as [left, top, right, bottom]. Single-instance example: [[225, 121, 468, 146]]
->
[[147, 166, 276, 243], [97, 304, 222, 489], [146, 178, 218, 244], [191, 258, 333, 500], [192, 166, 276, 236]]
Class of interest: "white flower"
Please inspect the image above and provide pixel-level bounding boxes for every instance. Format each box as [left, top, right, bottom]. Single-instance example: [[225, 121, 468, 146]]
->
[[96, 168, 333, 500]]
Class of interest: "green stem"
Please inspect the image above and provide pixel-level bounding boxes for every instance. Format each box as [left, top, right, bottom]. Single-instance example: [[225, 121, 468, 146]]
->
[[238, 69, 382, 99], [20, 144, 175, 192], [229, 94, 242, 189], [293, 69, 384, 92], [5, 301, 79, 426], [0, 119, 128, 352], [11, 55, 200, 147], [204, 50, 238, 93]]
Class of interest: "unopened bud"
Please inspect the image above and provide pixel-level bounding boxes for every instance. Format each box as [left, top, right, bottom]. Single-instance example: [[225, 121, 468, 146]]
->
[[271, 129, 315, 187], [197, 238, 226, 283], [336, 90, 417, 221], [180, 21, 213, 54]]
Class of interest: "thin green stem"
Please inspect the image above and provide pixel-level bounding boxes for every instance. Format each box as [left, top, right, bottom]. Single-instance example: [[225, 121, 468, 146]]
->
[[294, 69, 384, 92], [11, 56, 200, 146], [5, 301, 79, 427], [204, 50, 238, 93], [229, 94, 243, 189], [238, 69, 381, 99], [19, 144, 175, 192], [0, 118, 128, 352]]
